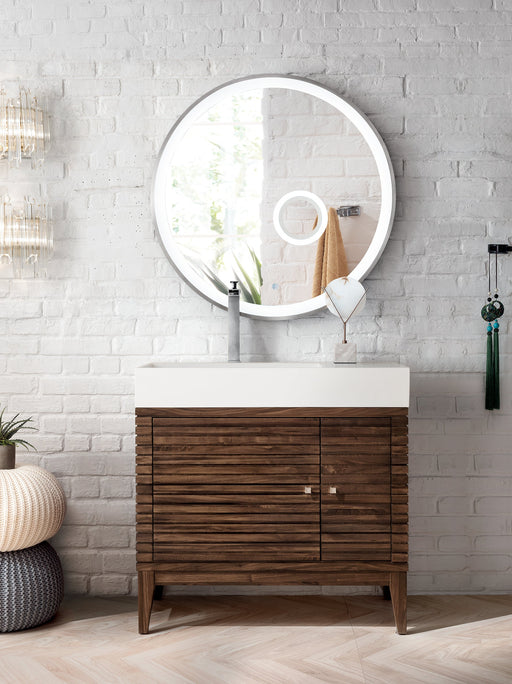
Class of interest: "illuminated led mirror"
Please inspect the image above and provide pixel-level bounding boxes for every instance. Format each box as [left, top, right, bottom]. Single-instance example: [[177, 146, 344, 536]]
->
[[153, 75, 395, 319]]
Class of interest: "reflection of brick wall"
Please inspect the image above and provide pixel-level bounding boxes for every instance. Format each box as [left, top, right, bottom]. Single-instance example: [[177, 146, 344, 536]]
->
[[260, 89, 381, 305]]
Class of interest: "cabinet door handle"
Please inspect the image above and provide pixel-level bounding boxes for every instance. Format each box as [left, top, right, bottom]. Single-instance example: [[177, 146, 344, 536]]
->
[[329, 486, 337, 494], [304, 486, 312, 494]]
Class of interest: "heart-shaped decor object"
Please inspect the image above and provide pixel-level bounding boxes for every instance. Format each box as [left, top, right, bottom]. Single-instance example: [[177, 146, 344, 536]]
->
[[325, 277, 366, 322]]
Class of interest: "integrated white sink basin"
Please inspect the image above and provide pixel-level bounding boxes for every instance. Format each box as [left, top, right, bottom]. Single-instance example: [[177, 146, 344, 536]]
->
[[135, 363, 410, 408]]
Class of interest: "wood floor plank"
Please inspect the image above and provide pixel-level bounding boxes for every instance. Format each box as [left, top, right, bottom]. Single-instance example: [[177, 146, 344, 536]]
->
[[1, 595, 511, 684]]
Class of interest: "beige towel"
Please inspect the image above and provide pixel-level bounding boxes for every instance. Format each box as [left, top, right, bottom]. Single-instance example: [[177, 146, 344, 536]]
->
[[312, 207, 349, 297]]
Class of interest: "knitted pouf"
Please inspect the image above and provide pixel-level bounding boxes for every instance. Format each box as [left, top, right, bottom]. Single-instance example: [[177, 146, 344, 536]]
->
[[0, 465, 66, 552], [0, 541, 64, 632]]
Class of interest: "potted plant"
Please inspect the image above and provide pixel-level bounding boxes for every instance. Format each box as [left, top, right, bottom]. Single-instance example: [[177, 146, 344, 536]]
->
[[0, 406, 35, 470]]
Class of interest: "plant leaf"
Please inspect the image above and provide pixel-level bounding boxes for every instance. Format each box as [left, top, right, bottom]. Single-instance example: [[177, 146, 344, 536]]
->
[[249, 247, 262, 286], [5, 438, 36, 450], [2, 418, 35, 440], [200, 264, 229, 294], [0, 405, 35, 445], [1, 412, 21, 437], [233, 270, 254, 303], [234, 255, 261, 305]]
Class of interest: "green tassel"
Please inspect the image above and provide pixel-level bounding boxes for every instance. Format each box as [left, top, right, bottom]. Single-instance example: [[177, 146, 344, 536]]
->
[[485, 323, 494, 410], [493, 320, 500, 410]]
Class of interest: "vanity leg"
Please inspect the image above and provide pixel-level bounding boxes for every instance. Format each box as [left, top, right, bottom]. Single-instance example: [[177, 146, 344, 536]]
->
[[390, 572, 407, 634], [138, 570, 155, 634], [381, 585, 391, 600], [153, 585, 164, 601]]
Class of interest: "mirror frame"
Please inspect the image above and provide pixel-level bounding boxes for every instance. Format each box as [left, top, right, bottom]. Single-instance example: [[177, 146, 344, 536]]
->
[[153, 75, 396, 320]]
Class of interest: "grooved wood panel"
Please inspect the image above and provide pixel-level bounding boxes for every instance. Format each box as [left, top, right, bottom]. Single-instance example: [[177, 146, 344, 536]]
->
[[391, 414, 408, 563], [152, 417, 320, 562], [320, 418, 391, 561], [139, 560, 408, 575], [136, 416, 153, 563], [155, 568, 393, 585], [153, 465, 317, 483], [137, 407, 408, 418], [153, 544, 319, 562]]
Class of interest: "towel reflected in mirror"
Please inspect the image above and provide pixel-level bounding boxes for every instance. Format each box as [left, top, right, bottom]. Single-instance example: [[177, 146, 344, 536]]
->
[[311, 207, 349, 297]]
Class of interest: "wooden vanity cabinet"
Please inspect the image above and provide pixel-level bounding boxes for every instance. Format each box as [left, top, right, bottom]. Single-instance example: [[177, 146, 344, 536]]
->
[[136, 407, 408, 634]]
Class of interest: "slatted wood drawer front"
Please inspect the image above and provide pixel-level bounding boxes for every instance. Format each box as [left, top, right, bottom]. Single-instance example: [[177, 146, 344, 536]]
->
[[321, 417, 391, 561], [152, 417, 320, 562]]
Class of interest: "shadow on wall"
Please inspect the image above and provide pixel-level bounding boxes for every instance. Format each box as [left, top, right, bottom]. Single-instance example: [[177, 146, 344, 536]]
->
[[410, 372, 485, 420]]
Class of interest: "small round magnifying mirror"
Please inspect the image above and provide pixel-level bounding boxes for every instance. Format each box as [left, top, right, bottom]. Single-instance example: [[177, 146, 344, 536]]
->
[[273, 191, 328, 246]]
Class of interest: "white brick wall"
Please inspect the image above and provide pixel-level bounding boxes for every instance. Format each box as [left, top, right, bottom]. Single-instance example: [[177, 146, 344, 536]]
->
[[1, 0, 511, 596], [259, 87, 381, 305]]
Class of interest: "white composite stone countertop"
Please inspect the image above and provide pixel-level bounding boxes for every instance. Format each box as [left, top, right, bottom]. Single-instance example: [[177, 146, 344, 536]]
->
[[135, 363, 410, 408]]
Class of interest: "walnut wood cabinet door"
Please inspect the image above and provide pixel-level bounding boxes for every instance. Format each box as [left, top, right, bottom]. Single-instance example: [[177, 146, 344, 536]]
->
[[152, 417, 320, 562], [321, 417, 391, 561]]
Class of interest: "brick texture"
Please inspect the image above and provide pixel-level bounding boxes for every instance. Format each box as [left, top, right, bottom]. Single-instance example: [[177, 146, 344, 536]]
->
[[0, 0, 511, 596]]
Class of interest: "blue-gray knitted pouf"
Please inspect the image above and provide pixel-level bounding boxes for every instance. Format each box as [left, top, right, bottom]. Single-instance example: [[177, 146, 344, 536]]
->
[[0, 541, 64, 632]]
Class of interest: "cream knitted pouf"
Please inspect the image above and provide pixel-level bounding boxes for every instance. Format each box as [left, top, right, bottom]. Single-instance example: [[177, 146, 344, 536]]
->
[[0, 465, 66, 552]]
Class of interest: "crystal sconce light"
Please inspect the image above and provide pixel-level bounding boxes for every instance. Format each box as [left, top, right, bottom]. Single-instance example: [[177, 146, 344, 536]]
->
[[0, 196, 53, 278], [0, 87, 53, 277], [0, 88, 50, 168]]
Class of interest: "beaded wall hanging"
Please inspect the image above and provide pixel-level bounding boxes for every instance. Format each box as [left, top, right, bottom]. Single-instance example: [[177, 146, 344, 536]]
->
[[482, 250, 505, 410]]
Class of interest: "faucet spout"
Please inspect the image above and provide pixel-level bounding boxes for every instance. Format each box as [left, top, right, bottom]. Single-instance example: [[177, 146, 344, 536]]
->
[[228, 280, 240, 362]]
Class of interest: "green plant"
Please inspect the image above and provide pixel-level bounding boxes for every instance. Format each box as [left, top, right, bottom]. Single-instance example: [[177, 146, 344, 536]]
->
[[195, 261, 229, 295], [233, 247, 262, 305], [0, 406, 36, 450]]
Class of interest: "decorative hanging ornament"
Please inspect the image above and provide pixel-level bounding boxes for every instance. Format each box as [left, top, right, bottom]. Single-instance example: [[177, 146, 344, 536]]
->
[[482, 252, 504, 410]]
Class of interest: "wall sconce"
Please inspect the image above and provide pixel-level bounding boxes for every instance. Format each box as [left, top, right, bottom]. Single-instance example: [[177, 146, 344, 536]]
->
[[0, 88, 50, 168], [0, 196, 53, 278]]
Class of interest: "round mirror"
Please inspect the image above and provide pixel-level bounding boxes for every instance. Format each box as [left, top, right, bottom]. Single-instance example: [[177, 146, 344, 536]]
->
[[153, 75, 395, 319]]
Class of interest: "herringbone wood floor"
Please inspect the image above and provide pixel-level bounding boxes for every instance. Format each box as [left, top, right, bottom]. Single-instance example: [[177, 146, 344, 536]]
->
[[0, 594, 511, 683]]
